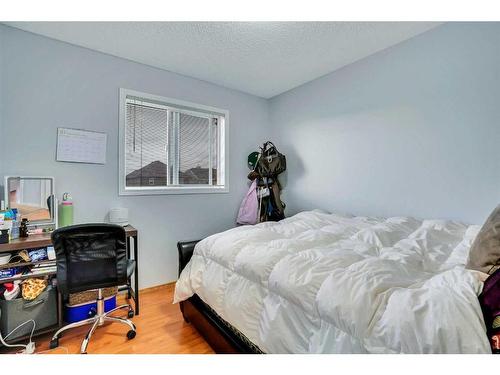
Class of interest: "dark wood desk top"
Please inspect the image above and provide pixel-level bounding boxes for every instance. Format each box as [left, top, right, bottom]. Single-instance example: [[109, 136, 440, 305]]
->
[[0, 225, 137, 253]]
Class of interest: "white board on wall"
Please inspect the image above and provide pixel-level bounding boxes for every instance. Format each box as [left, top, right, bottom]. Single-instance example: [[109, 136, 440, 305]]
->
[[56, 127, 107, 164]]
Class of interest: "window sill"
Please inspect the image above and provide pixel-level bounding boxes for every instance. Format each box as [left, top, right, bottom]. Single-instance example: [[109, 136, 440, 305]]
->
[[119, 186, 229, 196]]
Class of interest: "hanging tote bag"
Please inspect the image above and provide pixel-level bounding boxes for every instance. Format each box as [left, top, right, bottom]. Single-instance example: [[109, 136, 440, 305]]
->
[[236, 180, 259, 225], [256, 141, 286, 178]]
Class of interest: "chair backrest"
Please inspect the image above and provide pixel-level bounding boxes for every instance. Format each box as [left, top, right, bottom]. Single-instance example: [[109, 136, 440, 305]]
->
[[51, 224, 127, 297]]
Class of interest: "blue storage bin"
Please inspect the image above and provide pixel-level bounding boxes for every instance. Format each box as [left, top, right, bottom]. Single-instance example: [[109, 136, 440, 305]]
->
[[64, 295, 117, 323]]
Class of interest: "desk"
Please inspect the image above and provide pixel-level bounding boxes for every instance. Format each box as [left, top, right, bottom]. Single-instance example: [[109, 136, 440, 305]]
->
[[124, 226, 140, 315], [0, 225, 139, 341]]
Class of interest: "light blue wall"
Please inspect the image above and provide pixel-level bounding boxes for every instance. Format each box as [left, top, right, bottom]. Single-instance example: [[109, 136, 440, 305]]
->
[[0, 25, 269, 288], [2, 22, 499, 290], [270, 22, 500, 224], [0, 28, 3, 193]]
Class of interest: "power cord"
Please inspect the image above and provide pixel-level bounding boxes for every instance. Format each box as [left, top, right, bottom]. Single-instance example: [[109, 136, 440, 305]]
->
[[0, 314, 36, 354]]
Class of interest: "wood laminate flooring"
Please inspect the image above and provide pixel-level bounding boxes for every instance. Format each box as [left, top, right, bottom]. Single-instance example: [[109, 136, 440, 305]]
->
[[2, 283, 214, 354]]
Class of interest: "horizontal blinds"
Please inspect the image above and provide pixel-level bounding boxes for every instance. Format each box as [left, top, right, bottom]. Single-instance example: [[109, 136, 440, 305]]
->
[[179, 113, 210, 185], [125, 102, 168, 187], [125, 97, 223, 188]]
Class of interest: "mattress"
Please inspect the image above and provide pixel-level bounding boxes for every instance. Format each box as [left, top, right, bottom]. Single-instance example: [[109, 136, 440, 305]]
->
[[174, 210, 491, 353]]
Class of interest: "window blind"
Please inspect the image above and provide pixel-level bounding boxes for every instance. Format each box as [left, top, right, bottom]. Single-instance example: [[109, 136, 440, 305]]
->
[[125, 98, 222, 188]]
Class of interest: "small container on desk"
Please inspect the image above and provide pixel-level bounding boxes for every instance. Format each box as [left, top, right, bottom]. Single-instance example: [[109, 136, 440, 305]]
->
[[0, 229, 8, 244]]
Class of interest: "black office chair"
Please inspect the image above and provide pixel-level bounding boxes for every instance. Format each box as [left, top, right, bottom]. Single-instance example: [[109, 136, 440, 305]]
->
[[49, 224, 137, 353]]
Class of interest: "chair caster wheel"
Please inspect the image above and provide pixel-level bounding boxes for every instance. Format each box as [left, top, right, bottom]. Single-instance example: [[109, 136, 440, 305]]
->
[[49, 338, 59, 349], [127, 330, 136, 340], [127, 310, 134, 319]]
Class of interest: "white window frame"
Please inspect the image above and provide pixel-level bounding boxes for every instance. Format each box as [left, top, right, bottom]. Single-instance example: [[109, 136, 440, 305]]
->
[[118, 88, 229, 195]]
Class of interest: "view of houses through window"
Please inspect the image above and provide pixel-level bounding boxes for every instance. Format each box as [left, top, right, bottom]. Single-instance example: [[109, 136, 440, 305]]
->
[[123, 95, 225, 191]]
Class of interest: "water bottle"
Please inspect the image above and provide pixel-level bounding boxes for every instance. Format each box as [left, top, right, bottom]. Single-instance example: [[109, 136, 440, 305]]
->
[[10, 219, 20, 240], [59, 193, 74, 227]]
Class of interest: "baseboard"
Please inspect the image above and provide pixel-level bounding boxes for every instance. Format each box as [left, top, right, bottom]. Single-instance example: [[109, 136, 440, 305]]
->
[[117, 282, 175, 301], [140, 282, 175, 294]]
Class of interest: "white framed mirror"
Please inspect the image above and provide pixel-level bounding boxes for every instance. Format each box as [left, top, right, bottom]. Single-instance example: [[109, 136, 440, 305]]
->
[[4, 176, 56, 227]]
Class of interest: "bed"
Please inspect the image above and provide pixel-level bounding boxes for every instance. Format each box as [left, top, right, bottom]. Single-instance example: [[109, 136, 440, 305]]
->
[[174, 209, 492, 353]]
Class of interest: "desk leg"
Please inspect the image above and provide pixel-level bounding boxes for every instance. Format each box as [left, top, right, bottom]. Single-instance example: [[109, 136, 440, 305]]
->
[[126, 236, 132, 300], [133, 235, 139, 316], [57, 290, 64, 328]]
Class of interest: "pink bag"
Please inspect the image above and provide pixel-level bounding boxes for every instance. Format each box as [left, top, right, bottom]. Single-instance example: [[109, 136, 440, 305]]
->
[[236, 180, 258, 225]]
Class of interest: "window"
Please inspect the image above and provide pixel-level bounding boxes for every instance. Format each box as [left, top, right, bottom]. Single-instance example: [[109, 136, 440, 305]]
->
[[119, 89, 228, 195]]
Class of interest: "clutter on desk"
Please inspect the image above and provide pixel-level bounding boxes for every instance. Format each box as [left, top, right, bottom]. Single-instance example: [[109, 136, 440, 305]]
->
[[10, 219, 20, 240], [0, 204, 55, 245], [19, 218, 29, 238], [0, 208, 23, 242], [3, 176, 58, 236], [0, 229, 8, 244]]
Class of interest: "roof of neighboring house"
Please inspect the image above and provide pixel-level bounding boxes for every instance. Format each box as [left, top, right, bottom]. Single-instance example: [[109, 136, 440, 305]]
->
[[126, 160, 167, 179], [126, 161, 214, 183], [181, 166, 209, 183]]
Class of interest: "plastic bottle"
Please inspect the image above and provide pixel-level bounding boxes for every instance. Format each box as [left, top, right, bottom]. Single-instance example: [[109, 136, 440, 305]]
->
[[10, 219, 20, 240], [19, 218, 29, 238], [59, 193, 74, 228], [3, 281, 20, 300]]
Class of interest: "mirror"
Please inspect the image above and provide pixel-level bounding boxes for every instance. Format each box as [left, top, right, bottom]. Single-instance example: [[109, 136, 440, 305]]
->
[[4, 176, 55, 226]]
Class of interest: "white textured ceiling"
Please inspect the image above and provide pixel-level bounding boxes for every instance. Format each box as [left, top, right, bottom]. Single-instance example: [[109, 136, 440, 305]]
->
[[5, 22, 441, 98]]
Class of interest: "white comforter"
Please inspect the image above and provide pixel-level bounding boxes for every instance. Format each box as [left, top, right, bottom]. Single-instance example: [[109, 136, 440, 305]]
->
[[174, 210, 491, 353]]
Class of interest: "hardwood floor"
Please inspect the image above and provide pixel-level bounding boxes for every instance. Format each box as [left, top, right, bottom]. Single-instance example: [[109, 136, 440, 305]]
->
[[2, 283, 214, 354]]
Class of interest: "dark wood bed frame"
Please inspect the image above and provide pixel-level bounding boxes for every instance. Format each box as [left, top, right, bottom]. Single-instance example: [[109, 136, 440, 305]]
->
[[177, 241, 262, 354]]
